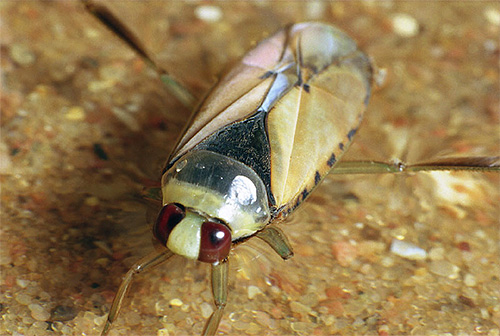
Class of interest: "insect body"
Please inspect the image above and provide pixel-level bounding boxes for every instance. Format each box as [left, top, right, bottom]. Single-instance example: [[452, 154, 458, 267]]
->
[[157, 22, 373, 262], [96, 20, 372, 336], [84, 3, 499, 335]]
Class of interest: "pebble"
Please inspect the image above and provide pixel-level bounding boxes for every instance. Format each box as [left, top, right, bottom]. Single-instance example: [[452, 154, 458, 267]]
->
[[290, 321, 314, 333], [16, 278, 29, 288], [194, 5, 223, 23], [429, 260, 460, 279], [64, 106, 85, 121], [305, 1, 327, 19], [488, 330, 500, 336], [390, 239, 427, 260], [111, 106, 141, 132], [484, 7, 500, 26], [200, 302, 213, 319], [428, 247, 445, 261], [157, 328, 170, 336], [169, 298, 183, 307], [392, 13, 420, 37], [322, 314, 336, 326], [247, 285, 262, 299], [381, 256, 395, 267], [0, 142, 13, 175], [464, 273, 477, 287], [378, 324, 390, 334], [233, 321, 251, 331], [28, 303, 50, 321], [290, 301, 311, 317], [254, 311, 276, 329], [428, 172, 476, 207], [15, 293, 32, 305], [481, 308, 490, 319], [10, 43, 36, 65], [360, 263, 373, 275], [155, 300, 169, 315], [331, 241, 358, 266], [51, 305, 77, 322], [246, 322, 261, 334], [299, 292, 319, 307]]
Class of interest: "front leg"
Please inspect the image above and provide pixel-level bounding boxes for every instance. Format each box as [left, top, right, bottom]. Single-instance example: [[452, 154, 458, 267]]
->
[[202, 259, 229, 336], [101, 249, 175, 336], [256, 226, 294, 260]]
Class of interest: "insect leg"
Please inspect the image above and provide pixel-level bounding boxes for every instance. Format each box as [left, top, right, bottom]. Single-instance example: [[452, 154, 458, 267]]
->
[[404, 156, 500, 172], [101, 249, 175, 336], [256, 226, 294, 260], [202, 259, 229, 336], [331, 156, 500, 175], [82, 0, 195, 109]]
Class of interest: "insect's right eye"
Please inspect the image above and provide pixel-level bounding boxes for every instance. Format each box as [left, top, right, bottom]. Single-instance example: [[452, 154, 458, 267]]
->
[[153, 203, 186, 246]]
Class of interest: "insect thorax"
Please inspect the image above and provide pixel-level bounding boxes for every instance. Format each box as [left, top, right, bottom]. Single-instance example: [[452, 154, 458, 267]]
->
[[161, 150, 271, 241]]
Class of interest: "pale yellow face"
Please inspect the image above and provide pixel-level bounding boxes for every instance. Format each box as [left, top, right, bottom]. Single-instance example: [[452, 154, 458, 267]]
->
[[165, 210, 204, 260]]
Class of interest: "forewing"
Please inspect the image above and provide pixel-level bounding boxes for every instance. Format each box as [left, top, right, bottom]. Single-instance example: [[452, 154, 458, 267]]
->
[[267, 23, 373, 214], [168, 29, 289, 163]]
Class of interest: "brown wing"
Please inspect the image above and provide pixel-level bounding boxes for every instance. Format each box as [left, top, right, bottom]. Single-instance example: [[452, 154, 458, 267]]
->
[[169, 28, 290, 162]]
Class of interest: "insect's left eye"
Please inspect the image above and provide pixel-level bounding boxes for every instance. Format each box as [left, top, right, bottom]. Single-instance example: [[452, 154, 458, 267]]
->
[[153, 203, 186, 245], [198, 221, 232, 263]]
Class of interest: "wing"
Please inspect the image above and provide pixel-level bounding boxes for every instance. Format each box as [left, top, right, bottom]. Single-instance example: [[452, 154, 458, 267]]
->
[[166, 22, 372, 216], [168, 28, 289, 163], [267, 23, 372, 215]]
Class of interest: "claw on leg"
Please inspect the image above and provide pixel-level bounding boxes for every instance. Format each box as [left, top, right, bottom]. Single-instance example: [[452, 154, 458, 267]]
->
[[256, 226, 294, 260]]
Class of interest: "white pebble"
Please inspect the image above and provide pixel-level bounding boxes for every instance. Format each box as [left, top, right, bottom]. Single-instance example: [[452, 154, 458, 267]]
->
[[481, 308, 490, 319], [194, 5, 223, 23], [484, 7, 500, 26], [464, 273, 477, 287], [390, 239, 427, 260], [169, 298, 183, 307], [392, 13, 419, 37]]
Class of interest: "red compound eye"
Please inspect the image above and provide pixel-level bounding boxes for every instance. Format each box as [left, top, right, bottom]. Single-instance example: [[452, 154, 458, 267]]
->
[[153, 203, 185, 245], [198, 221, 232, 263]]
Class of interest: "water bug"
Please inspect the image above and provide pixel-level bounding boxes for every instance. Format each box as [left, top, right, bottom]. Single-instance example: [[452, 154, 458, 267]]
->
[[83, 2, 500, 335]]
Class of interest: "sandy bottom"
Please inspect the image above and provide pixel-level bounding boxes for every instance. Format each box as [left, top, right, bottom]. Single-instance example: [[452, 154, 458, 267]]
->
[[2, 2, 499, 335]]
